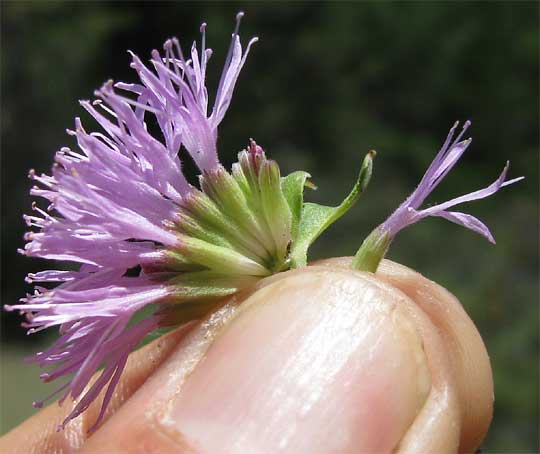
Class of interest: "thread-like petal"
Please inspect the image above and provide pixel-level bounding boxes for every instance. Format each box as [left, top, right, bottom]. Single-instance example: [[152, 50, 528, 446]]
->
[[381, 122, 523, 242], [10, 15, 257, 432]]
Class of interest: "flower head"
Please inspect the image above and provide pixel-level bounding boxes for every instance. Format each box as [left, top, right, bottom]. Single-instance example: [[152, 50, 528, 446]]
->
[[5, 14, 272, 432]]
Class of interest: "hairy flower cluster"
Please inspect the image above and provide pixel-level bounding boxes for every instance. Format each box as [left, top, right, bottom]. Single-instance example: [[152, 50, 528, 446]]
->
[[5, 13, 267, 432]]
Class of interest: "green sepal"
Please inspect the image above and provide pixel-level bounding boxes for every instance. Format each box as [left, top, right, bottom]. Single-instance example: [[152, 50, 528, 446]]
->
[[351, 227, 391, 273], [172, 235, 271, 277], [259, 160, 293, 270], [288, 151, 375, 268], [281, 170, 311, 242], [200, 166, 274, 256], [181, 188, 269, 262], [167, 270, 259, 302]]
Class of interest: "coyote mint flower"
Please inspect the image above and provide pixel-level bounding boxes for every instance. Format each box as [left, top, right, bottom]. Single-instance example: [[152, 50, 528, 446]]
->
[[353, 121, 524, 272]]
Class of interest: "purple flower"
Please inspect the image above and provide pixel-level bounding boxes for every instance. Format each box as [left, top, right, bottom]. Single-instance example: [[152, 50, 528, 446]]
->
[[381, 121, 524, 243], [5, 13, 259, 431]]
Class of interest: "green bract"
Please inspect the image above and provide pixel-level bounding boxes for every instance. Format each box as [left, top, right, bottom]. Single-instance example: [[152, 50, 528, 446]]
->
[[284, 151, 375, 268]]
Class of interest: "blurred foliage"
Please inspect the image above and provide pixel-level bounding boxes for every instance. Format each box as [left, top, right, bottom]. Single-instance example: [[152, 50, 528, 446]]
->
[[1, 2, 538, 451]]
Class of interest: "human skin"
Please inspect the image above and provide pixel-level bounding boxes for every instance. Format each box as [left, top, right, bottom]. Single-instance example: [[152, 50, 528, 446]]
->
[[0, 258, 493, 453]]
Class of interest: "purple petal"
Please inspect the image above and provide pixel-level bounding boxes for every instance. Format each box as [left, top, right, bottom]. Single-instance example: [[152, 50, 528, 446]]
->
[[420, 162, 523, 216], [408, 121, 472, 208], [432, 210, 495, 243]]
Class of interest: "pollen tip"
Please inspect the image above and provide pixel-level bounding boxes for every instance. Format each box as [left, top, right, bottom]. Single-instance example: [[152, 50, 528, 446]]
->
[[200, 22, 207, 33], [28, 168, 36, 178], [368, 149, 377, 158], [236, 11, 245, 21], [162, 219, 176, 229]]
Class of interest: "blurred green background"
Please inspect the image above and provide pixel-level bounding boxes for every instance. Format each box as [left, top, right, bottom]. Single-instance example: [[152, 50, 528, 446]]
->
[[1, 1, 538, 451]]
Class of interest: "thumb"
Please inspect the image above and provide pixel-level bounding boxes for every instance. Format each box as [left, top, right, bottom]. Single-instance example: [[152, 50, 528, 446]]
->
[[82, 266, 432, 453]]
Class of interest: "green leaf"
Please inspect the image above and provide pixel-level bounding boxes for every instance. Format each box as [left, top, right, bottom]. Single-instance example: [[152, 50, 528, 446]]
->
[[289, 151, 376, 268]]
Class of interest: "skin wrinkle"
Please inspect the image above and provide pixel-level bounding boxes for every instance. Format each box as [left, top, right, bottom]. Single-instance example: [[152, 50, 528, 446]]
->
[[341, 267, 459, 452], [354, 266, 461, 453], [314, 258, 493, 453], [377, 260, 493, 452]]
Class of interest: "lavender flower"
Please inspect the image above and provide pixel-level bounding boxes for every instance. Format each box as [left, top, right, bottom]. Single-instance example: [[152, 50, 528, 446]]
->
[[353, 121, 524, 272], [5, 13, 272, 432]]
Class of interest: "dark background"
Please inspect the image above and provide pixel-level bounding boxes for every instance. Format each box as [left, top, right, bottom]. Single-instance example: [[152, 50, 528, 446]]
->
[[1, 2, 538, 451]]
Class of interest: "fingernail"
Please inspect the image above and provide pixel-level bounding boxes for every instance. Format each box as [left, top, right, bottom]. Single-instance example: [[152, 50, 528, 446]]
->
[[164, 269, 431, 452]]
